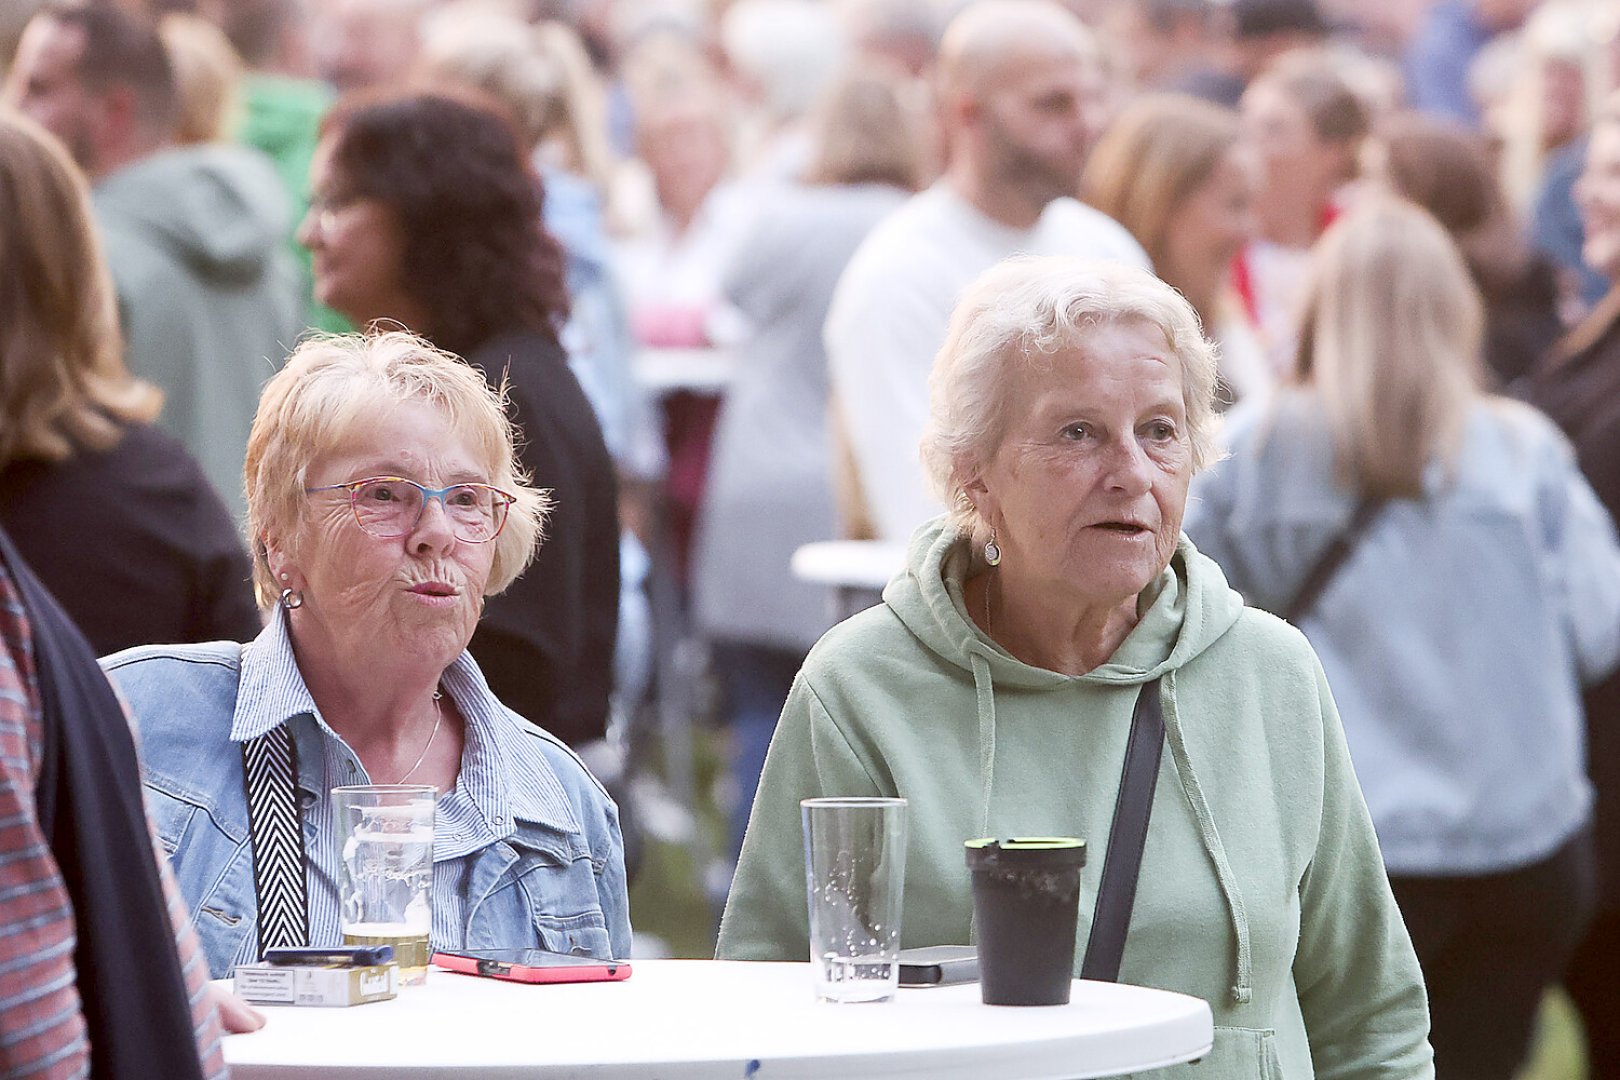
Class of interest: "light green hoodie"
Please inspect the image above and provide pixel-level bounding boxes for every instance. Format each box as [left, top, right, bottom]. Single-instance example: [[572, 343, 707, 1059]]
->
[[94, 143, 304, 521], [718, 520, 1432, 1080]]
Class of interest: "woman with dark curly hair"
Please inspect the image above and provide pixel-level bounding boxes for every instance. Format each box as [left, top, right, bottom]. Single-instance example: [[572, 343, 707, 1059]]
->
[[299, 89, 620, 750]]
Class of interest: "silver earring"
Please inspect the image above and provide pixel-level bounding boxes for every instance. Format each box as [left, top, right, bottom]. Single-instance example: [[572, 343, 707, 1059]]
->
[[984, 529, 1002, 567], [279, 587, 304, 609]]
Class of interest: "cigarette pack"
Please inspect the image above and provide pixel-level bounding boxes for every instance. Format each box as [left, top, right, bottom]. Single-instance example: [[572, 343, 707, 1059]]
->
[[233, 962, 399, 1007]]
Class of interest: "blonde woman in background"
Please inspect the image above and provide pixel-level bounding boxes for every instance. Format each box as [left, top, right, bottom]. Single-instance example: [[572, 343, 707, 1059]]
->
[[1084, 92, 1269, 406], [1525, 1, 1620, 313], [611, 29, 753, 578], [159, 13, 242, 145], [691, 62, 929, 859], [1491, 0, 1614, 217], [1185, 198, 1620, 1079]]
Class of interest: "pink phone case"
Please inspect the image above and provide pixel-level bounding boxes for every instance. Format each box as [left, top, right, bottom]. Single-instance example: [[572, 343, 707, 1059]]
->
[[430, 950, 632, 984]]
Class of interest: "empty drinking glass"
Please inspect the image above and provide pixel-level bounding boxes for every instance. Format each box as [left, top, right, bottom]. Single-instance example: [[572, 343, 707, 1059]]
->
[[801, 796, 908, 1003]]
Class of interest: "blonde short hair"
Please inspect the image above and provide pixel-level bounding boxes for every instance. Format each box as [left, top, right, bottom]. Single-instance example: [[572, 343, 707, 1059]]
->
[[922, 256, 1220, 543], [244, 330, 550, 607], [804, 61, 931, 190]]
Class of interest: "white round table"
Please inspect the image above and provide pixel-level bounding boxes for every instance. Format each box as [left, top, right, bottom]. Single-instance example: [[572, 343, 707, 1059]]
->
[[222, 959, 1212, 1079], [790, 541, 908, 622]]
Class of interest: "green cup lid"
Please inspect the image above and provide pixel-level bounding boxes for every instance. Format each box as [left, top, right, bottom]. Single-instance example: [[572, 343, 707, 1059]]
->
[[964, 836, 1087, 870], [965, 837, 1084, 850]]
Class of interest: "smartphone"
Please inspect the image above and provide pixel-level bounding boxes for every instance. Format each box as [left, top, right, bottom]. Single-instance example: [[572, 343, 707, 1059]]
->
[[264, 945, 395, 967], [430, 948, 632, 984], [898, 945, 979, 987]]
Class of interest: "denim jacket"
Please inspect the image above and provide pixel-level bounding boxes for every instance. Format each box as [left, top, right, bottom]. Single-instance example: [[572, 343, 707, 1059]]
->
[[102, 612, 631, 977], [1185, 392, 1620, 875]]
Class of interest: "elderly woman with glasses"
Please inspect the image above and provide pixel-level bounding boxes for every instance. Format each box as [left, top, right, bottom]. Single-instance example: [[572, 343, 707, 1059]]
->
[[101, 330, 631, 978]]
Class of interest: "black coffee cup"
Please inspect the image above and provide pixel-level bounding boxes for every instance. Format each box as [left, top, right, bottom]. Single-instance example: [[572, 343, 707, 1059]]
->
[[964, 837, 1087, 1006]]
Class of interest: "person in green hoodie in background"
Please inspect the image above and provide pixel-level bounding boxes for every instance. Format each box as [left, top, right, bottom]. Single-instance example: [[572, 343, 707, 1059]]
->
[[4, 2, 303, 523], [220, 0, 349, 334], [718, 255, 1433, 1079]]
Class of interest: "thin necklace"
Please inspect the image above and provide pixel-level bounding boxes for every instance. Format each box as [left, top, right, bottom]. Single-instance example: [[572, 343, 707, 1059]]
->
[[395, 689, 443, 785], [983, 573, 993, 638]]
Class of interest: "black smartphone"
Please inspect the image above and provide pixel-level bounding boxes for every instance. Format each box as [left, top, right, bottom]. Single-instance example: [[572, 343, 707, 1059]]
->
[[898, 945, 979, 986], [264, 945, 395, 967]]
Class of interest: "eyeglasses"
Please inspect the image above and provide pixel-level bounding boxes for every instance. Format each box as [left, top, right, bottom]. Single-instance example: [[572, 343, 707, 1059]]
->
[[305, 476, 517, 544], [304, 191, 362, 237]]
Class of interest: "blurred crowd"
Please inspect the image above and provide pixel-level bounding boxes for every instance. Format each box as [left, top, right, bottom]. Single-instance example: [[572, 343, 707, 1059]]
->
[[4, 0, 1620, 1074]]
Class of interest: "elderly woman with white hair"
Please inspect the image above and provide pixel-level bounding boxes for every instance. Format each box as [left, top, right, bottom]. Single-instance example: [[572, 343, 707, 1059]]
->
[[718, 256, 1433, 1078], [103, 331, 631, 978]]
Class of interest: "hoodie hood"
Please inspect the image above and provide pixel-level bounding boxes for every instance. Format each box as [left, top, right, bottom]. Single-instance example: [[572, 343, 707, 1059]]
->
[[886, 517, 1246, 688], [94, 144, 292, 284], [887, 516, 1256, 1004]]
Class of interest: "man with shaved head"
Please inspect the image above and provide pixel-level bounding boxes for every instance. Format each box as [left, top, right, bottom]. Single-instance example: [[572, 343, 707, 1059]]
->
[[824, 0, 1147, 542]]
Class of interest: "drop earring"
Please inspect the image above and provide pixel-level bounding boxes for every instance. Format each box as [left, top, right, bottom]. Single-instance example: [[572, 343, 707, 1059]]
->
[[984, 529, 1002, 567]]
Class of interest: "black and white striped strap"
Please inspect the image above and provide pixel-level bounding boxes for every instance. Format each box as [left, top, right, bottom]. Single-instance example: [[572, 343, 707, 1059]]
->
[[242, 725, 309, 957]]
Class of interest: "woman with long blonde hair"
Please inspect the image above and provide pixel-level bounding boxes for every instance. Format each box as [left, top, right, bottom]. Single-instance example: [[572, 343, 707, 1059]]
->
[[0, 112, 258, 653], [1186, 197, 1620, 1079]]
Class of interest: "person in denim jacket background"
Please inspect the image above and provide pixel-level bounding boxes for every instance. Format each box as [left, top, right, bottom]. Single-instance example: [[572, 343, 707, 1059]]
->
[[1186, 198, 1620, 1079], [103, 331, 631, 977]]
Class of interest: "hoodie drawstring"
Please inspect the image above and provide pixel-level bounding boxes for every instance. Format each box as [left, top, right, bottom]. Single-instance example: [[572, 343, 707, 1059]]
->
[[1162, 673, 1254, 1005], [969, 651, 996, 840]]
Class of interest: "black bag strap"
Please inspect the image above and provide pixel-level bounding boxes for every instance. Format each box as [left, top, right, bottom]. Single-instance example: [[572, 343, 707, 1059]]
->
[[1081, 677, 1165, 983], [242, 718, 310, 957], [1283, 496, 1388, 625]]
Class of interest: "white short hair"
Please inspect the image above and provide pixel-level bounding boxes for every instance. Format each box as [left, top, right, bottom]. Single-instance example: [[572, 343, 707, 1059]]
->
[[921, 256, 1221, 540]]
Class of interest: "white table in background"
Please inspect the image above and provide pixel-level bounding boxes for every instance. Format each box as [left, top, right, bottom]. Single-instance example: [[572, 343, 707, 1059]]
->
[[222, 959, 1212, 1079], [791, 540, 907, 622], [632, 347, 737, 396]]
